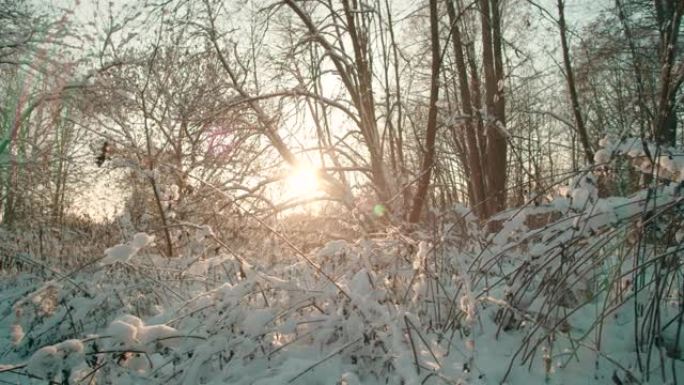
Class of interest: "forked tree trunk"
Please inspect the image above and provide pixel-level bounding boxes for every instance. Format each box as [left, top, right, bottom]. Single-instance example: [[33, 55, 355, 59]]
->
[[446, 0, 488, 218]]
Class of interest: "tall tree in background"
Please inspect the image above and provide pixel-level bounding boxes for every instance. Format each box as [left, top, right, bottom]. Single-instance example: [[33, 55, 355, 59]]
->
[[557, 0, 594, 164], [282, 0, 394, 206], [445, 0, 487, 217], [578, 0, 682, 149], [652, 0, 683, 146], [480, 0, 507, 215], [408, 0, 441, 222], [0, 0, 95, 227]]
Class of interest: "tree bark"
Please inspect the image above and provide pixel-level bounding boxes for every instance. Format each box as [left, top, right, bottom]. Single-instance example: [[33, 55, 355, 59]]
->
[[409, 0, 441, 222], [480, 0, 508, 215], [652, 0, 683, 146], [446, 0, 487, 218], [557, 0, 594, 164]]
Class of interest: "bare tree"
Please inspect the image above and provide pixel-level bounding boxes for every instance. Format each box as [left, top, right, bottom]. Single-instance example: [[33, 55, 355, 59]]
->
[[408, 0, 441, 222], [557, 0, 593, 164], [480, 0, 508, 215], [445, 0, 488, 217], [652, 0, 683, 146], [279, 0, 395, 207]]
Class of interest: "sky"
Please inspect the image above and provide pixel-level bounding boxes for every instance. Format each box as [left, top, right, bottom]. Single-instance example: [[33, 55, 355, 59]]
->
[[29, 0, 614, 221]]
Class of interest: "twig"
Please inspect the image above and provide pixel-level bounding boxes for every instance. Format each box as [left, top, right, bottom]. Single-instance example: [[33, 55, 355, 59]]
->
[[287, 337, 361, 383], [405, 315, 421, 375]]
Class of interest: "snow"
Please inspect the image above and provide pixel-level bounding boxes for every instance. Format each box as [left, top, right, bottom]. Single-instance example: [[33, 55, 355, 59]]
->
[[414, 241, 429, 269], [349, 268, 373, 297], [10, 324, 23, 346], [26, 345, 60, 379], [570, 187, 590, 209], [3, 139, 684, 385], [105, 315, 180, 352], [55, 339, 84, 368], [118, 314, 144, 328], [339, 371, 361, 385], [316, 239, 348, 259], [138, 324, 179, 348], [131, 232, 155, 248], [195, 225, 214, 240], [107, 319, 138, 347], [241, 309, 273, 337], [593, 148, 611, 164], [102, 243, 138, 264], [598, 135, 614, 148], [101, 232, 154, 265]]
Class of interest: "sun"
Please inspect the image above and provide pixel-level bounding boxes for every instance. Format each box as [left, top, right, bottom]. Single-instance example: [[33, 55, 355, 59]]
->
[[284, 164, 320, 199]]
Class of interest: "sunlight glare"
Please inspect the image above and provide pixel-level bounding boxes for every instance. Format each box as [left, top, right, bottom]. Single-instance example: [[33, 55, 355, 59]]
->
[[285, 164, 320, 199]]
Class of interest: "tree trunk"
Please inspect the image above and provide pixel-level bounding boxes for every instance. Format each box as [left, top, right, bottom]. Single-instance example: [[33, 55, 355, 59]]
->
[[409, 0, 441, 222], [652, 0, 683, 146], [480, 0, 508, 215], [558, 0, 594, 163], [446, 0, 487, 218]]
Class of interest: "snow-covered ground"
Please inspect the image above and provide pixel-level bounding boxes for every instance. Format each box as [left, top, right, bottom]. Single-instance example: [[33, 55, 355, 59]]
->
[[1, 138, 683, 384]]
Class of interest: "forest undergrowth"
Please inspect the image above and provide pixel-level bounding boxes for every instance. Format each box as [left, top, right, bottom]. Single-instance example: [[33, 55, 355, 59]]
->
[[0, 138, 683, 385]]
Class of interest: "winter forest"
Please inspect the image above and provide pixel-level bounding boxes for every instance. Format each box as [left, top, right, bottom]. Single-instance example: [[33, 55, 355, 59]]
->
[[0, 0, 683, 384]]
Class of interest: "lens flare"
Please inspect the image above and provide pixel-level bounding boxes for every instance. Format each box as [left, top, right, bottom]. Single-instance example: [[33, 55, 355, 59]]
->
[[285, 164, 320, 198]]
